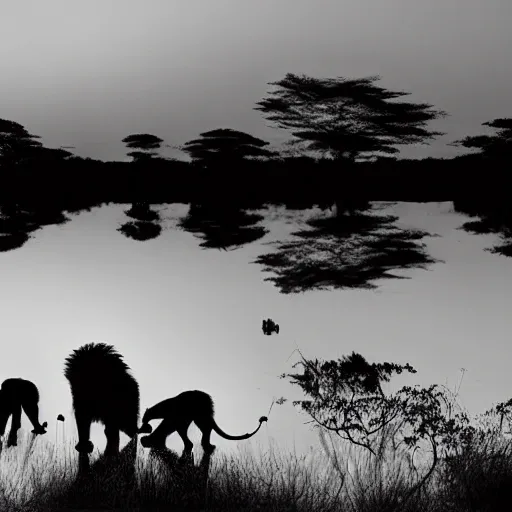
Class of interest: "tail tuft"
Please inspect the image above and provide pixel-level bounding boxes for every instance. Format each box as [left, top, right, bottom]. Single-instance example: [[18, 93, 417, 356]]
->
[[259, 416, 268, 423]]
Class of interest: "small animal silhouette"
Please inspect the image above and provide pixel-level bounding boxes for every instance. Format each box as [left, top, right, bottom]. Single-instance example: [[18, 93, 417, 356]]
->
[[0, 378, 47, 447], [138, 390, 267, 455], [262, 318, 279, 335], [64, 342, 140, 456]]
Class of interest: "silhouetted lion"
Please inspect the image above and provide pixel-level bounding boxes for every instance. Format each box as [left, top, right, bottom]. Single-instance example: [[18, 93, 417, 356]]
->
[[64, 342, 140, 456], [138, 390, 267, 455], [0, 378, 47, 447]]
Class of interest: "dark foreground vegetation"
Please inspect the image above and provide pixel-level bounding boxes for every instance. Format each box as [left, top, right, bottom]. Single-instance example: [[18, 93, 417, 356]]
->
[[1, 352, 512, 511]]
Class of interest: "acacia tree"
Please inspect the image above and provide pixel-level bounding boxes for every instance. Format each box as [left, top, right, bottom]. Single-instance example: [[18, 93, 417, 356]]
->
[[255, 73, 447, 162], [0, 119, 45, 169], [175, 128, 273, 251], [119, 133, 166, 240], [0, 119, 75, 167], [254, 73, 447, 215], [121, 133, 165, 162], [280, 351, 476, 508], [249, 74, 445, 294], [0, 119, 74, 239], [179, 128, 274, 168], [451, 118, 512, 255], [450, 117, 512, 159]]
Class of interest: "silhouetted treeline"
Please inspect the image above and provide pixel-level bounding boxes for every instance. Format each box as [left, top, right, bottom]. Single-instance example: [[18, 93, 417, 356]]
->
[[2, 151, 510, 206], [1, 70, 511, 207], [0, 68, 510, 291]]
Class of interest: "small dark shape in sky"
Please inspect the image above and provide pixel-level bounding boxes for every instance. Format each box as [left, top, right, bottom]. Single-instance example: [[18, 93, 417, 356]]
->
[[262, 318, 279, 335]]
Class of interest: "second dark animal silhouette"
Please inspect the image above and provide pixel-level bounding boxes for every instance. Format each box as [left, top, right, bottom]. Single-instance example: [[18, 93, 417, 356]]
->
[[64, 342, 140, 456], [0, 378, 47, 447], [138, 390, 268, 455]]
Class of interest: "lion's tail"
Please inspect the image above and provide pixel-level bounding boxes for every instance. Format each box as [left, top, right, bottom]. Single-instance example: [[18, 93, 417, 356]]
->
[[211, 415, 268, 441]]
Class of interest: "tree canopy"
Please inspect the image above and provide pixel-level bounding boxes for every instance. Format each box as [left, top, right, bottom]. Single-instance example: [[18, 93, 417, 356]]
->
[[451, 117, 512, 255], [254, 73, 448, 162], [179, 128, 275, 166], [122, 133, 165, 161], [0, 119, 45, 167], [450, 118, 512, 158]]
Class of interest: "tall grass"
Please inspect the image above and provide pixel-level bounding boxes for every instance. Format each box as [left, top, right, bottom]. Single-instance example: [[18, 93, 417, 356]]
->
[[0, 418, 511, 511]]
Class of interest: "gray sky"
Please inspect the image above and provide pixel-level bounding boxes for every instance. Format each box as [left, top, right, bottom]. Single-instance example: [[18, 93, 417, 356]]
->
[[1, 0, 511, 162], [1, 202, 511, 462]]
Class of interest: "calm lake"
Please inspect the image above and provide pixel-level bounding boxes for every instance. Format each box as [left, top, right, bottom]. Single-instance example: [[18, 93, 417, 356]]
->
[[0, 201, 510, 462]]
